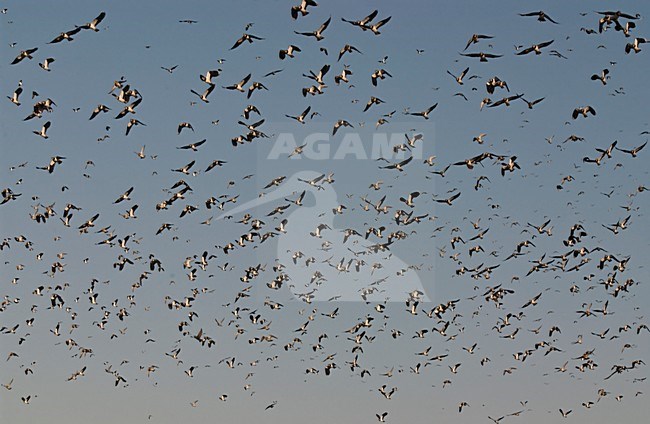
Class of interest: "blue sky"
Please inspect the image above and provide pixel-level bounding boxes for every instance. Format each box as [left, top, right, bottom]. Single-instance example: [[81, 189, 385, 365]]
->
[[1, 1, 649, 423]]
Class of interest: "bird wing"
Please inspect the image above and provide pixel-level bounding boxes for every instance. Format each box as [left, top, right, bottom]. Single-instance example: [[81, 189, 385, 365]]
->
[[361, 10, 379, 25], [319, 17, 332, 32], [230, 35, 246, 50], [538, 40, 554, 48]]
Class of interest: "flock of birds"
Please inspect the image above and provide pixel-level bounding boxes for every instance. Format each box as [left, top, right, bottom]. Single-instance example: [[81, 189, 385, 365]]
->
[[1, 2, 649, 423]]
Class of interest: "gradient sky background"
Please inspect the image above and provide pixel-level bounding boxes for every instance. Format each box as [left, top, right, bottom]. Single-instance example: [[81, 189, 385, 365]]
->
[[1, 1, 649, 423]]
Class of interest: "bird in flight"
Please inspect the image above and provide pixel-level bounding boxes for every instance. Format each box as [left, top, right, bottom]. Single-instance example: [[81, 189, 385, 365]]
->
[[519, 10, 559, 24]]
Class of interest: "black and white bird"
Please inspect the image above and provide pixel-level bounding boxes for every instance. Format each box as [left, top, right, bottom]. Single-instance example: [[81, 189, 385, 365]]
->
[[38, 58, 55, 71], [223, 74, 252, 92], [32, 121, 51, 139], [48, 27, 82, 44], [11, 48, 38, 65], [286, 106, 311, 124], [625, 37, 647, 54], [230, 33, 264, 50], [447, 67, 469, 84], [519, 11, 559, 24], [516, 40, 554, 55], [8, 86, 22, 105], [464, 34, 493, 51], [408, 103, 438, 119], [590, 69, 610, 85], [294, 17, 331, 41], [279, 45, 301, 60], [572, 106, 596, 119], [291, 0, 318, 20], [190, 84, 215, 103], [79, 11, 106, 31]]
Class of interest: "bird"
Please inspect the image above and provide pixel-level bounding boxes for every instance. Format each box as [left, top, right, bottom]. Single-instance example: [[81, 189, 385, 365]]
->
[[48, 27, 82, 44], [78, 213, 99, 232], [89, 104, 111, 120], [486, 76, 509, 94], [242, 104, 261, 119], [378, 385, 397, 399], [32, 121, 51, 139], [453, 152, 489, 169], [522, 97, 545, 109], [11, 48, 38, 65], [334, 68, 353, 85], [286, 106, 311, 124], [223, 74, 252, 92], [380, 156, 413, 172], [247, 81, 268, 99], [294, 17, 331, 41], [434, 192, 461, 205], [200, 69, 221, 84], [488, 94, 524, 108], [625, 37, 647, 54], [291, 0, 318, 20], [190, 84, 215, 103], [230, 33, 264, 50], [79, 11, 106, 31], [408, 104, 438, 119], [1, 378, 14, 390], [161, 65, 178, 74], [473, 133, 487, 144], [338, 44, 362, 62], [447, 67, 469, 84], [38, 58, 55, 71], [172, 160, 196, 175], [177, 122, 194, 134], [596, 10, 640, 34], [464, 34, 493, 51], [572, 106, 596, 119], [303, 64, 330, 85], [516, 40, 554, 55], [264, 68, 283, 77], [460, 52, 502, 62], [591, 69, 610, 85], [8, 86, 22, 105], [177, 138, 206, 152], [363, 96, 385, 112], [114, 187, 134, 204], [332, 119, 353, 135], [522, 293, 542, 308], [37, 155, 65, 174], [371, 69, 392, 86], [279, 45, 301, 60], [501, 156, 520, 176], [341, 10, 378, 29], [519, 11, 559, 24], [615, 142, 646, 157], [612, 20, 636, 39], [365, 15, 392, 35], [126, 119, 146, 136], [115, 98, 142, 119]]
